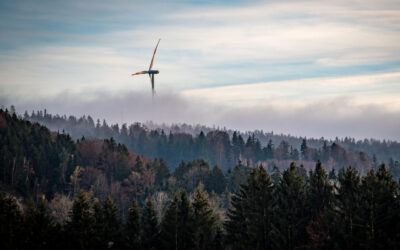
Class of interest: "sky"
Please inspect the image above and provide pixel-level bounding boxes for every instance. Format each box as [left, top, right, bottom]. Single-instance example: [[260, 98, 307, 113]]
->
[[0, 0, 400, 140]]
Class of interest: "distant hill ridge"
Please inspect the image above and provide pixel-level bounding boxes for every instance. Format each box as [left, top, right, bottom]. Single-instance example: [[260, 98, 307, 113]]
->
[[19, 109, 400, 176]]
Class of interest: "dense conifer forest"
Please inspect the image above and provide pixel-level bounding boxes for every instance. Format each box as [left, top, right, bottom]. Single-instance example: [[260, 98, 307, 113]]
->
[[24, 109, 400, 175], [1, 108, 400, 249]]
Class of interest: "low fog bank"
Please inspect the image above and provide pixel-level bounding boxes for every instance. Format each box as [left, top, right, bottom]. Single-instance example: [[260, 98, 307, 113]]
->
[[1, 90, 399, 141]]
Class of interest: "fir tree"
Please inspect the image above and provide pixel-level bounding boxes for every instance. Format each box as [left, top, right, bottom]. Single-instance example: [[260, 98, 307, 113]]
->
[[192, 183, 219, 250], [0, 194, 23, 249], [301, 139, 308, 160], [102, 195, 122, 248], [159, 196, 179, 249], [177, 190, 195, 249], [307, 161, 333, 217], [333, 167, 363, 250], [141, 198, 159, 250], [125, 199, 141, 249], [68, 190, 95, 250], [22, 199, 58, 249], [360, 165, 400, 249], [225, 166, 274, 249], [273, 163, 308, 250]]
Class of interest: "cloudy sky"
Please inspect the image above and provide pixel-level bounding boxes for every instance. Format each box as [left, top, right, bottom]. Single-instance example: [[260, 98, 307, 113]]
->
[[1, 0, 400, 140]]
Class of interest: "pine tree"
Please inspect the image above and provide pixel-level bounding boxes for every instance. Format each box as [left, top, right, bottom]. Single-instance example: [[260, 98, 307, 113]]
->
[[333, 167, 363, 249], [92, 198, 104, 249], [177, 190, 195, 249], [225, 165, 274, 249], [68, 190, 94, 250], [159, 196, 179, 249], [360, 165, 400, 249], [22, 199, 58, 249], [141, 198, 159, 250], [125, 199, 141, 249], [102, 195, 122, 248], [0, 194, 23, 249], [307, 161, 333, 217], [207, 165, 226, 194], [225, 181, 249, 249], [264, 139, 274, 159], [273, 163, 308, 250], [305, 161, 333, 249], [301, 139, 308, 160], [246, 165, 274, 249], [192, 183, 220, 250]]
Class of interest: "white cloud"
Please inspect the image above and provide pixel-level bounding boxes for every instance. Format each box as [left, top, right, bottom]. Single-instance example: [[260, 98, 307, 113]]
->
[[182, 72, 400, 111]]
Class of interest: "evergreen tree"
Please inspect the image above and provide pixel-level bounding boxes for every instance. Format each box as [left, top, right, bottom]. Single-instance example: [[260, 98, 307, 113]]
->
[[225, 166, 274, 249], [245, 165, 274, 249], [207, 165, 226, 194], [307, 161, 333, 217], [360, 165, 400, 249], [141, 198, 159, 250], [264, 139, 274, 159], [301, 139, 308, 160], [305, 162, 333, 248], [333, 167, 363, 250], [159, 196, 179, 249], [22, 199, 58, 249], [273, 163, 308, 250], [102, 195, 122, 249], [192, 183, 220, 250], [177, 190, 195, 249], [125, 199, 141, 249], [0, 194, 23, 249], [67, 190, 94, 250]]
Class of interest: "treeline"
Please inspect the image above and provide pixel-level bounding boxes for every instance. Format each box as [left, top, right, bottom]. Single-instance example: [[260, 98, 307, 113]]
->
[[24, 108, 400, 164], [23, 109, 398, 177], [2, 163, 399, 249]]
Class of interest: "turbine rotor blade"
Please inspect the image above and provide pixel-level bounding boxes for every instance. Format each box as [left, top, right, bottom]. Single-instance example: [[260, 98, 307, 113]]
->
[[131, 71, 148, 76], [149, 39, 161, 70]]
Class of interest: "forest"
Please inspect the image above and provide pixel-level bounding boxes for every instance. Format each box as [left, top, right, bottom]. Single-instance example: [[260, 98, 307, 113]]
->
[[1, 108, 400, 249], [24, 109, 400, 175]]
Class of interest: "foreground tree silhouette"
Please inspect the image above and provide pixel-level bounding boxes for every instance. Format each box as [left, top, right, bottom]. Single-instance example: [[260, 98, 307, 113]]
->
[[305, 161, 333, 248], [225, 165, 274, 250], [0, 194, 23, 249], [92, 195, 122, 249], [125, 199, 141, 249], [177, 190, 195, 249], [22, 199, 59, 249], [141, 198, 159, 250], [273, 163, 308, 250], [360, 165, 400, 249], [67, 191, 94, 250], [333, 167, 363, 249], [192, 183, 220, 250], [159, 195, 179, 249]]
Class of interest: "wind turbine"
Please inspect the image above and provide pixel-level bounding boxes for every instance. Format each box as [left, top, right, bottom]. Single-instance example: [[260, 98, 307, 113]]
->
[[132, 39, 161, 97]]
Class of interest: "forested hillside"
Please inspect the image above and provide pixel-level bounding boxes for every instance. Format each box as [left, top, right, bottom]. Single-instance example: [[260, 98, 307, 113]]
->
[[23, 109, 400, 178], [2, 108, 400, 249]]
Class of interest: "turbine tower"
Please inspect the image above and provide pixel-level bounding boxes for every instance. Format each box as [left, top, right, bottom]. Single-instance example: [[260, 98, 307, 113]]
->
[[132, 39, 161, 97]]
